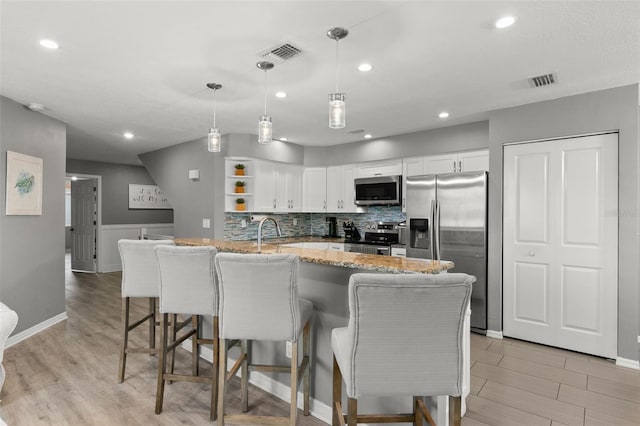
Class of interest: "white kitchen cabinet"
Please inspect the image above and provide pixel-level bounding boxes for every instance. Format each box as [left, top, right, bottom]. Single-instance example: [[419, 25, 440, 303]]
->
[[401, 157, 425, 212], [424, 150, 488, 174], [253, 160, 277, 212], [302, 167, 327, 212], [275, 165, 302, 212], [327, 164, 357, 212], [391, 247, 406, 257], [355, 159, 402, 178]]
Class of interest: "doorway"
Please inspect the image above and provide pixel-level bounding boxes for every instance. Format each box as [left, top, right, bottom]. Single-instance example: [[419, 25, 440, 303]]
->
[[66, 174, 102, 273], [502, 132, 618, 358]]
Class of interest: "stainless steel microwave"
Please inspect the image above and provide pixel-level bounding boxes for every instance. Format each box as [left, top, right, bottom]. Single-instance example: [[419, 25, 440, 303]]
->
[[354, 175, 402, 206]]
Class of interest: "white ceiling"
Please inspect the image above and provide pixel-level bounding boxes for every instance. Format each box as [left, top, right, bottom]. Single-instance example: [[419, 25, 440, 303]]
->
[[1, 1, 639, 165]]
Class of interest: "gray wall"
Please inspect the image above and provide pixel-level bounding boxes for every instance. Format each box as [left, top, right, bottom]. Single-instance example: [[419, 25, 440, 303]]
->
[[0, 96, 66, 334], [66, 159, 173, 225], [488, 84, 640, 361], [139, 133, 304, 239], [304, 121, 489, 166]]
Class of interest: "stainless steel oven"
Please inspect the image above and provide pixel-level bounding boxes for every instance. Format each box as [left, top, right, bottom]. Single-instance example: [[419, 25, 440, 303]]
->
[[344, 222, 399, 256]]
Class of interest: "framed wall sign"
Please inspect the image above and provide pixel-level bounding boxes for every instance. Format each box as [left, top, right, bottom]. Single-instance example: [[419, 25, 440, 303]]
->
[[5, 151, 43, 215], [128, 184, 172, 209]]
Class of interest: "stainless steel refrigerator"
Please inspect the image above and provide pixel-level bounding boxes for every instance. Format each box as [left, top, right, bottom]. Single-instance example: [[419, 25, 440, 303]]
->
[[406, 171, 488, 332]]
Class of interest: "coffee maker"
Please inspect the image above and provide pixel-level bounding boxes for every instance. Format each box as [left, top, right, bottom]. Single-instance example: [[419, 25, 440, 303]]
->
[[342, 220, 361, 242], [324, 216, 338, 238]]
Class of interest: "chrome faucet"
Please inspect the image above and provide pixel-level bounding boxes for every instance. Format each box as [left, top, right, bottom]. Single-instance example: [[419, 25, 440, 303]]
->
[[257, 216, 282, 252]]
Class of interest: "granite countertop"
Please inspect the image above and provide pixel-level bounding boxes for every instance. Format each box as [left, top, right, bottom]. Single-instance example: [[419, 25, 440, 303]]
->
[[175, 236, 452, 274]]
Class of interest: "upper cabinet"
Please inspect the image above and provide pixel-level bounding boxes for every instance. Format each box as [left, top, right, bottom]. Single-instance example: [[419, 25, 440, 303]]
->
[[356, 159, 403, 178], [302, 167, 327, 212], [226, 158, 301, 213], [326, 164, 358, 212], [401, 157, 425, 211], [424, 150, 489, 174]]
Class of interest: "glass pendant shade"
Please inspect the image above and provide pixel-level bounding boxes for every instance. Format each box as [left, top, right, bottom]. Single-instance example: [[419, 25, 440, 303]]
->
[[329, 93, 346, 129], [207, 128, 221, 152], [258, 115, 272, 144]]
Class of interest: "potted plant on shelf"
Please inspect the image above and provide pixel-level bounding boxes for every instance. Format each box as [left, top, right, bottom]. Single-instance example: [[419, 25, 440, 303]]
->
[[234, 163, 245, 176], [235, 198, 246, 211], [234, 181, 245, 193]]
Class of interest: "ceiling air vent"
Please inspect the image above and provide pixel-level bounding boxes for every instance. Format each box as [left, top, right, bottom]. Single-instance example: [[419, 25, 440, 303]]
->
[[528, 73, 558, 88], [258, 42, 303, 64], [348, 128, 365, 134]]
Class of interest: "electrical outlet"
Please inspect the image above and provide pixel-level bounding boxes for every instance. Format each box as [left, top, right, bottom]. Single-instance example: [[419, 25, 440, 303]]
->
[[285, 341, 292, 359], [241, 219, 247, 228], [293, 218, 298, 226], [202, 218, 211, 228]]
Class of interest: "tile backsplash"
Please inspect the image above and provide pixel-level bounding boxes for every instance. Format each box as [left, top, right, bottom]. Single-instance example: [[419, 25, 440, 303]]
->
[[224, 206, 405, 240]]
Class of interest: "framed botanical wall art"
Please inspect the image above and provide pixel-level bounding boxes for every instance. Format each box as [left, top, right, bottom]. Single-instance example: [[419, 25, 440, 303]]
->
[[5, 151, 43, 215]]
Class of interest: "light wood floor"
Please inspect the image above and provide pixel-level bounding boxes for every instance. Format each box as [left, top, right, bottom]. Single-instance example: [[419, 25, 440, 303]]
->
[[1, 255, 639, 425]]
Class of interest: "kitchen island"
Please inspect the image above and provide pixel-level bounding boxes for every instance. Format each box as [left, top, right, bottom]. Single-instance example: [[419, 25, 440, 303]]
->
[[175, 236, 465, 425]]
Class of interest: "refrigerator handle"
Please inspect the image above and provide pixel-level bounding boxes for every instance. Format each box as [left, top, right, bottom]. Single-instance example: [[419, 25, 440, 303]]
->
[[432, 200, 441, 261]]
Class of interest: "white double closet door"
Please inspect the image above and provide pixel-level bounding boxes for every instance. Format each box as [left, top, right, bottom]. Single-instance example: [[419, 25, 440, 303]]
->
[[503, 133, 618, 358]]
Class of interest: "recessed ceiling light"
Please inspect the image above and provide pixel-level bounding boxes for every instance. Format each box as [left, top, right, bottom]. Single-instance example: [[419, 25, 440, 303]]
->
[[27, 103, 46, 112], [280, 137, 288, 141], [39, 39, 59, 49], [124, 132, 134, 139], [438, 112, 450, 119], [495, 16, 516, 29], [275, 91, 287, 98], [364, 134, 372, 139], [358, 63, 373, 72]]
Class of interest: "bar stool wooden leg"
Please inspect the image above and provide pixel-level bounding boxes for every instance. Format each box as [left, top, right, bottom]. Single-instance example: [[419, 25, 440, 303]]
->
[[347, 397, 357, 426], [191, 315, 199, 376], [169, 313, 177, 379], [217, 338, 227, 425], [155, 312, 169, 414], [118, 297, 130, 383], [303, 320, 311, 416], [332, 355, 343, 426], [148, 298, 156, 353], [290, 340, 299, 426], [449, 396, 461, 426], [241, 339, 249, 412], [210, 316, 219, 421]]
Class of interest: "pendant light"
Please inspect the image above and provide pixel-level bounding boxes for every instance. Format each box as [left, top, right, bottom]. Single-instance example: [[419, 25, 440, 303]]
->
[[206, 83, 223, 152], [256, 61, 274, 144], [327, 27, 348, 129]]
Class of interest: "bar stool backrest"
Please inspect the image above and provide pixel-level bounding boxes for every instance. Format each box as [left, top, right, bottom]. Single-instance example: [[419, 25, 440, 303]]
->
[[346, 273, 474, 398], [118, 239, 175, 298], [215, 253, 301, 341], [154, 245, 218, 316]]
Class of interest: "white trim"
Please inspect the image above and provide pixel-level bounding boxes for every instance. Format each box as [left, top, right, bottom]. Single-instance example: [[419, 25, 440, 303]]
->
[[486, 330, 503, 339], [100, 223, 174, 230], [616, 357, 640, 370], [502, 130, 619, 147], [5, 312, 67, 348], [180, 341, 333, 424]]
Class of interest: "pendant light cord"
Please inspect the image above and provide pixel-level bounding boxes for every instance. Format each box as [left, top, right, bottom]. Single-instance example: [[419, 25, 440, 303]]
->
[[335, 39, 340, 93], [212, 89, 217, 128], [263, 70, 268, 115]]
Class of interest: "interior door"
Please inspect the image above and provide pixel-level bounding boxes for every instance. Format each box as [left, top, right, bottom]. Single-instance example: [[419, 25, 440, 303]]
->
[[71, 178, 97, 272], [503, 133, 618, 358]]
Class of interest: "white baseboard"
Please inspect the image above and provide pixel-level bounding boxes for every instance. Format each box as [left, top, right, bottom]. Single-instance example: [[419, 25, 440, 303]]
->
[[616, 357, 640, 370], [181, 341, 332, 424], [486, 330, 503, 340], [5, 312, 68, 349]]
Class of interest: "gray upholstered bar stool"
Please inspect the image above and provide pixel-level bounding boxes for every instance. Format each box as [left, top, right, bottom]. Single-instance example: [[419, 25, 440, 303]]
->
[[214, 253, 313, 426], [117, 238, 175, 383], [153, 245, 219, 420], [332, 273, 475, 426]]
